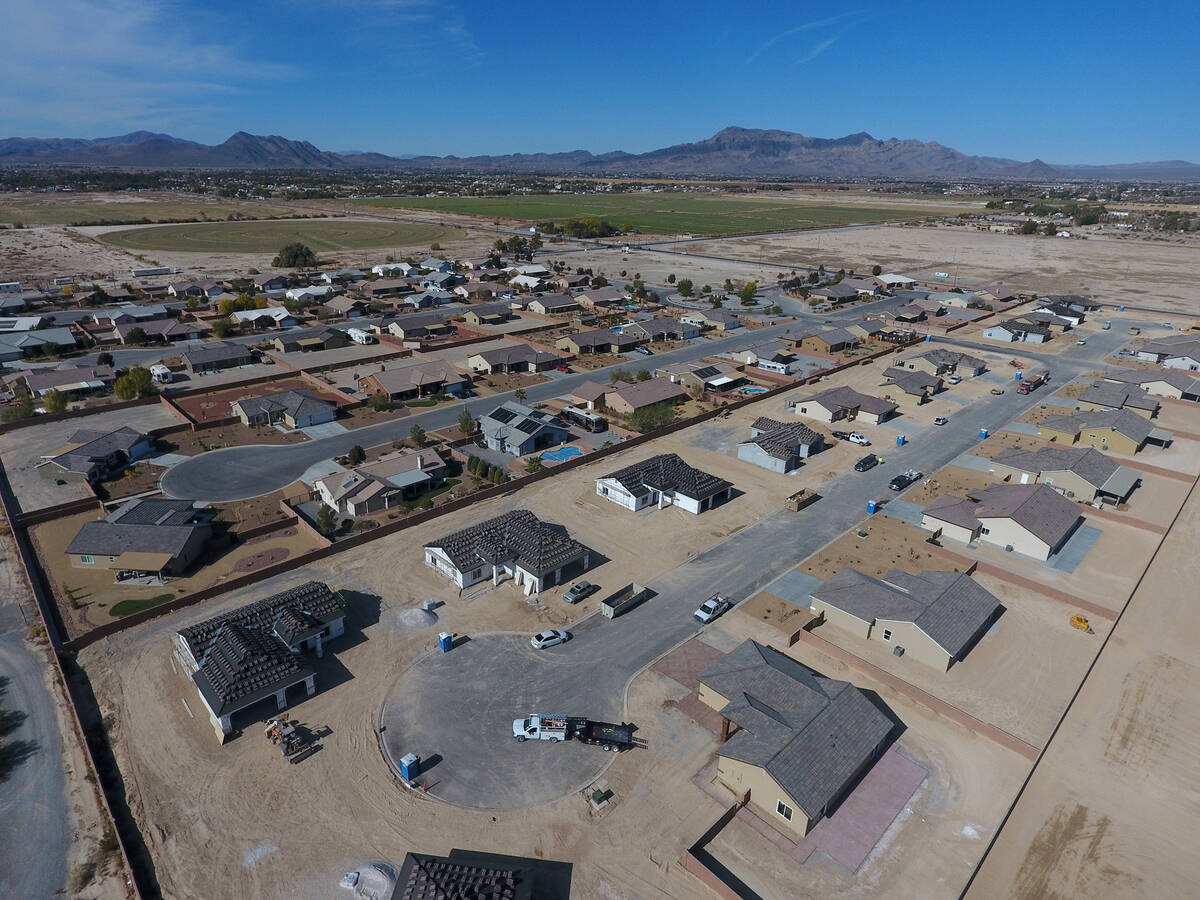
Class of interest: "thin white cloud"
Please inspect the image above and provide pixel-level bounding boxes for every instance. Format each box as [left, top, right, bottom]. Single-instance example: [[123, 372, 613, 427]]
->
[[795, 37, 838, 65], [0, 0, 294, 135], [745, 11, 866, 64]]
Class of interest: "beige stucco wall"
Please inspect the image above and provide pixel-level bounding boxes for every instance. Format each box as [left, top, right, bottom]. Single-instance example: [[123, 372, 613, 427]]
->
[[1076, 399, 1155, 420], [793, 402, 836, 424], [716, 756, 811, 839], [921, 514, 979, 544], [872, 619, 952, 671], [1038, 425, 1080, 445], [697, 684, 731, 714], [977, 516, 1052, 560], [1037, 470, 1098, 502], [1076, 428, 1141, 454], [810, 601, 872, 640]]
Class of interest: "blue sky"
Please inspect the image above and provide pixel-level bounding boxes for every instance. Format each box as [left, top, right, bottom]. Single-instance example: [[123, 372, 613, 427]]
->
[[3, 0, 1198, 164]]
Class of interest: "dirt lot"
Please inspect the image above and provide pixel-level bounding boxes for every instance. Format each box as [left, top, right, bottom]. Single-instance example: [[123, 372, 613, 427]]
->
[[968, 478, 1200, 900], [900, 465, 998, 504], [30, 511, 327, 637], [92, 461, 162, 501], [797, 515, 950, 581], [158, 422, 307, 452]]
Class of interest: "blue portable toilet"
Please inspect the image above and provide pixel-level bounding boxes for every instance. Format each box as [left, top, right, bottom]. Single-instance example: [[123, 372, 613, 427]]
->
[[399, 753, 420, 780], [896, 434, 906, 446], [1119, 305, 1125, 311], [438, 631, 453, 653], [867, 500, 877, 514], [925, 334, 932, 342], [1015, 371, 1022, 380], [979, 428, 989, 439]]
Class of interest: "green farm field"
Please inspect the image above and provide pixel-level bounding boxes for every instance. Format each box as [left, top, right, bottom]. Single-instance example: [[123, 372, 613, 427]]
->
[[353, 192, 974, 236], [99, 219, 466, 253]]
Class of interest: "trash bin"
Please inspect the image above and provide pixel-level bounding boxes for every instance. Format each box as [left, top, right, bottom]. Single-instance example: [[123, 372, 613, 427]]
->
[[979, 428, 989, 439], [867, 500, 877, 514], [399, 753, 420, 780], [438, 631, 453, 653], [896, 434, 906, 446]]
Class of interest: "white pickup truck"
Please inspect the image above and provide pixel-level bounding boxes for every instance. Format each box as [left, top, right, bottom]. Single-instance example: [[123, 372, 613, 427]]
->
[[513, 714, 568, 742]]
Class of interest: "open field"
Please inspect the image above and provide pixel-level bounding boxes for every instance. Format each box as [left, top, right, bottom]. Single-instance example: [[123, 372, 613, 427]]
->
[[98, 219, 465, 253], [0, 191, 304, 226], [353, 192, 975, 236], [683, 223, 1200, 312]]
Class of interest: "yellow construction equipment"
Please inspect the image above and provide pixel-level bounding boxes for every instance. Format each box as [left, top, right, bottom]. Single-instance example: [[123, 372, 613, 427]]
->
[[1070, 615, 1094, 634]]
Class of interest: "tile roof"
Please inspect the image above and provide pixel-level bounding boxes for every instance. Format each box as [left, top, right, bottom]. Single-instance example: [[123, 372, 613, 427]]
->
[[190, 624, 314, 718], [811, 568, 1001, 659], [744, 417, 821, 460], [425, 509, 587, 578], [601, 452, 731, 502], [700, 641, 894, 818]]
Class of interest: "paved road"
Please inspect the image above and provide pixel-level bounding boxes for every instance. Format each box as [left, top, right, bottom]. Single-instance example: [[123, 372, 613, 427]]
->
[[376, 351, 1096, 808], [0, 603, 69, 898], [159, 320, 810, 501]]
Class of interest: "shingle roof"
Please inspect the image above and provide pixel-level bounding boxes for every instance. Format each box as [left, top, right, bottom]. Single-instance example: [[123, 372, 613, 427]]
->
[[425, 509, 587, 578], [884, 366, 942, 396], [233, 389, 335, 422], [601, 452, 731, 502], [183, 341, 252, 366], [812, 568, 1002, 659], [48, 425, 146, 474], [1102, 368, 1200, 395], [1079, 382, 1160, 413], [571, 381, 608, 402], [608, 378, 688, 409], [474, 344, 557, 366], [66, 498, 207, 558], [922, 494, 984, 531], [971, 483, 1082, 547], [798, 386, 898, 417], [700, 641, 894, 818], [1041, 409, 1155, 445], [991, 446, 1122, 490]]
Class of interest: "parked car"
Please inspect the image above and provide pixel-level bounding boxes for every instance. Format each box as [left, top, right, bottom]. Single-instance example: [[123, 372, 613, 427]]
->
[[889, 469, 923, 491], [947, 375, 962, 385], [634, 345, 653, 356], [854, 453, 879, 472], [1076, 338, 1087, 345], [530, 629, 570, 650], [555, 363, 571, 372], [848, 432, 871, 446], [562, 581, 595, 604], [694, 594, 732, 624], [831, 430, 850, 440], [1161, 322, 1172, 329], [933, 416, 949, 426], [990, 387, 1005, 395]]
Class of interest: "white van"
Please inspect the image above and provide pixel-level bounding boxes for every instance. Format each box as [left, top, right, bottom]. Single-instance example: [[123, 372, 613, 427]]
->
[[347, 328, 375, 345], [150, 364, 173, 385]]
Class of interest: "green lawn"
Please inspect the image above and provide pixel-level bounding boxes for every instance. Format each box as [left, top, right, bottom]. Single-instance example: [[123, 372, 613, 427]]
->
[[99, 219, 465, 253], [0, 195, 300, 226], [352, 193, 973, 236], [109, 593, 175, 617]]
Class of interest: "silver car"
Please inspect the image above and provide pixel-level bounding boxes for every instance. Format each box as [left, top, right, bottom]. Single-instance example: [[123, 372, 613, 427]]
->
[[530, 629, 569, 650], [694, 595, 732, 624]]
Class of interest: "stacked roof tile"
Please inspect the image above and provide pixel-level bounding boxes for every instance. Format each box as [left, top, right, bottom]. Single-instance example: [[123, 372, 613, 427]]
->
[[425, 510, 587, 579], [602, 453, 730, 502]]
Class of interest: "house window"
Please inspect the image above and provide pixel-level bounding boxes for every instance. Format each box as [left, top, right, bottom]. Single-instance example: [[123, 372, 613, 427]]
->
[[81, 555, 94, 564], [471, 568, 483, 580], [980, 527, 990, 535], [776, 800, 793, 822], [882, 628, 892, 642]]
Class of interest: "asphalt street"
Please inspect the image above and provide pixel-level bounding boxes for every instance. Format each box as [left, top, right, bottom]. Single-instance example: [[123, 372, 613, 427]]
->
[[0, 603, 69, 898], [375, 333, 1121, 809]]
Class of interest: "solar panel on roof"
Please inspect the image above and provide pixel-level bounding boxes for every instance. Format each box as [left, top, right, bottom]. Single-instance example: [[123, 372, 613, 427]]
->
[[489, 407, 517, 424], [515, 419, 541, 434], [692, 366, 719, 379]]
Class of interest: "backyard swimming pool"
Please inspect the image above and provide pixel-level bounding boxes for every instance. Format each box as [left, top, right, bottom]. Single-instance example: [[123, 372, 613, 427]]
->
[[742, 387, 767, 394], [541, 446, 584, 462]]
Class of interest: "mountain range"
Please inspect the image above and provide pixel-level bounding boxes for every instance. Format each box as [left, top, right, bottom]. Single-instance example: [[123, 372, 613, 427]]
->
[[1, 127, 1197, 180]]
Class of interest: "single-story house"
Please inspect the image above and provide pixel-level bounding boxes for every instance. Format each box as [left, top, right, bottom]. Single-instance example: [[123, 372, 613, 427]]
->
[[975, 285, 1023, 304], [736, 417, 824, 473], [462, 307, 511, 327], [419, 271, 460, 290], [106, 303, 170, 324], [231, 389, 337, 430], [577, 287, 628, 311], [809, 568, 1002, 671], [455, 281, 507, 301], [424, 509, 590, 594], [883, 366, 943, 401], [897, 349, 987, 378], [728, 340, 803, 375], [252, 273, 291, 292], [421, 257, 455, 273], [794, 327, 861, 355], [1134, 336, 1200, 371], [318, 268, 365, 284], [466, 344, 559, 374], [43, 426, 152, 481], [596, 453, 732, 515], [272, 327, 350, 353], [621, 317, 699, 343], [0, 326, 79, 363], [67, 497, 212, 580], [173, 581, 345, 739], [284, 285, 335, 303], [17, 364, 115, 398], [983, 319, 1052, 343], [550, 272, 589, 290], [989, 446, 1140, 505], [555, 328, 641, 355], [1076, 382, 1160, 418], [789, 386, 898, 425], [926, 290, 977, 309], [921, 483, 1084, 560], [841, 276, 883, 298], [323, 295, 369, 318], [371, 262, 419, 277], [570, 381, 609, 410], [680, 308, 742, 331], [315, 449, 445, 515], [1033, 302, 1086, 326], [394, 289, 455, 310], [168, 279, 223, 299], [117, 317, 211, 343], [699, 640, 895, 838], [808, 283, 859, 305], [387, 314, 453, 341], [876, 274, 915, 290], [230, 307, 299, 329], [1042, 294, 1101, 315], [655, 360, 744, 393], [604, 378, 689, 416], [526, 294, 580, 315], [1101, 368, 1200, 402], [357, 278, 412, 299], [357, 360, 467, 400], [183, 341, 255, 374], [508, 274, 546, 291], [481, 401, 571, 456], [1038, 410, 1170, 455]]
